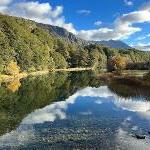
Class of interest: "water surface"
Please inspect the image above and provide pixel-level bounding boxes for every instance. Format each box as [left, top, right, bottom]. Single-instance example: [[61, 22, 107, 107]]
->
[[0, 72, 150, 150]]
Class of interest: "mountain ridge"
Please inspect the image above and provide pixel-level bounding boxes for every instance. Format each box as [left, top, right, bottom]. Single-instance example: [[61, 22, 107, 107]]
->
[[36, 23, 131, 49], [0, 13, 131, 49], [36, 23, 87, 45]]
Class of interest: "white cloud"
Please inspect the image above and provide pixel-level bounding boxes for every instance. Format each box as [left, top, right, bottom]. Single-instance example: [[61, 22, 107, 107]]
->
[[0, 0, 12, 12], [77, 3, 150, 41], [147, 34, 150, 37], [94, 21, 102, 26], [136, 34, 150, 41], [78, 28, 114, 41], [0, 0, 150, 43], [131, 42, 150, 51], [0, 0, 12, 6], [136, 36, 147, 41], [17, 2, 54, 18], [124, 0, 134, 6], [0, 1, 77, 34], [77, 9, 91, 15]]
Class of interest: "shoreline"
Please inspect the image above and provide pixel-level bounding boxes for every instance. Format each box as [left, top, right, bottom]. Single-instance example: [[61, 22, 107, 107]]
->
[[0, 67, 93, 83], [0, 68, 148, 84]]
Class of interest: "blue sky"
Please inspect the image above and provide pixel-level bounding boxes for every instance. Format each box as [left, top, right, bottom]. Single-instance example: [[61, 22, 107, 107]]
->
[[48, 0, 144, 29], [0, 0, 150, 50]]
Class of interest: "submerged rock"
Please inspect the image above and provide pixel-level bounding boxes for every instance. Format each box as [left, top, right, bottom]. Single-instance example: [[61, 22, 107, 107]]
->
[[134, 134, 146, 139]]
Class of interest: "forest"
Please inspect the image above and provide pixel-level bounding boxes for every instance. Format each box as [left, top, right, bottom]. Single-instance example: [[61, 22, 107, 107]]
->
[[0, 14, 150, 75]]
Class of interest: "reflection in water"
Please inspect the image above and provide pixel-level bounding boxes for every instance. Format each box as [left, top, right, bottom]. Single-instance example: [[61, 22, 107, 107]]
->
[[0, 85, 150, 149], [22, 86, 114, 125], [116, 127, 150, 150], [115, 99, 150, 120], [0, 72, 102, 135], [0, 72, 150, 149], [6, 79, 21, 92], [108, 79, 150, 100]]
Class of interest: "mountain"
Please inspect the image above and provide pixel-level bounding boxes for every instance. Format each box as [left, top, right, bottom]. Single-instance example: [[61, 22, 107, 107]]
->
[[92, 40, 131, 49], [36, 23, 131, 49], [36, 23, 87, 45]]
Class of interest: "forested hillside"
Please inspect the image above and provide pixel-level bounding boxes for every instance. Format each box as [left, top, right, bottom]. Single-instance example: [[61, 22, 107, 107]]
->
[[0, 14, 150, 75]]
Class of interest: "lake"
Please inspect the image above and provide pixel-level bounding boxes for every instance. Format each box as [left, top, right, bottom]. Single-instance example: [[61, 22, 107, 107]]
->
[[0, 72, 150, 150]]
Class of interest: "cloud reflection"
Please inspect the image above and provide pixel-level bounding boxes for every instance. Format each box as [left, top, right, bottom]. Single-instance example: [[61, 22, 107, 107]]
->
[[0, 86, 149, 149], [116, 127, 150, 150], [22, 86, 113, 125]]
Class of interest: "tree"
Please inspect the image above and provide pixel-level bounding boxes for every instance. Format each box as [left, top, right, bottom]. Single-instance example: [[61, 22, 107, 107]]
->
[[48, 57, 55, 70], [54, 39, 70, 60], [107, 55, 127, 71], [78, 48, 90, 67], [52, 52, 68, 69], [6, 60, 20, 75], [6, 79, 21, 92]]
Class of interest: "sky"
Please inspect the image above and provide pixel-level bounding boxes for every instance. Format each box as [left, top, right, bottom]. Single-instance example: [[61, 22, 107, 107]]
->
[[0, 0, 150, 51]]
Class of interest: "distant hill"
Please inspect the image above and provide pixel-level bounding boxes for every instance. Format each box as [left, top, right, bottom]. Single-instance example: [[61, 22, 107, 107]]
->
[[91, 40, 131, 49]]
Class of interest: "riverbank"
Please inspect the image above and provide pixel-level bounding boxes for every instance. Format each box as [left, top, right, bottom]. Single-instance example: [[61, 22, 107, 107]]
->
[[0, 67, 93, 83], [97, 70, 148, 79], [97, 70, 150, 87], [0, 68, 149, 87]]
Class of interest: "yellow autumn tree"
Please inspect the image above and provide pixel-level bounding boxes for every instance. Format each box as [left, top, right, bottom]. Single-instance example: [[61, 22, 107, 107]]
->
[[7, 79, 21, 92], [6, 60, 20, 75], [108, 55, 127, 71]]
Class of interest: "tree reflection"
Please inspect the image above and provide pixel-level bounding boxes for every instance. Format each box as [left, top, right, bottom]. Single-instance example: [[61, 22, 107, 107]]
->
[[108, 79, 150, 100], [0, 72, 102, 135], [0, 72, 149, 136]]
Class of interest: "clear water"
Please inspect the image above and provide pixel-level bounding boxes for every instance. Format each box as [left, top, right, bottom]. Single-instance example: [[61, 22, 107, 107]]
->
[[0, 72, 150, 150]]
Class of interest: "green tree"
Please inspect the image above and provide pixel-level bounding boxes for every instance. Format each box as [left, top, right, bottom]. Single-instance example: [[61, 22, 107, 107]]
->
[[52, 52, 68, 69]]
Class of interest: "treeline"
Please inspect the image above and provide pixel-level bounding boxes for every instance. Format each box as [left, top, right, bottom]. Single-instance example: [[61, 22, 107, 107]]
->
[[0, 14, 150, 75]]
